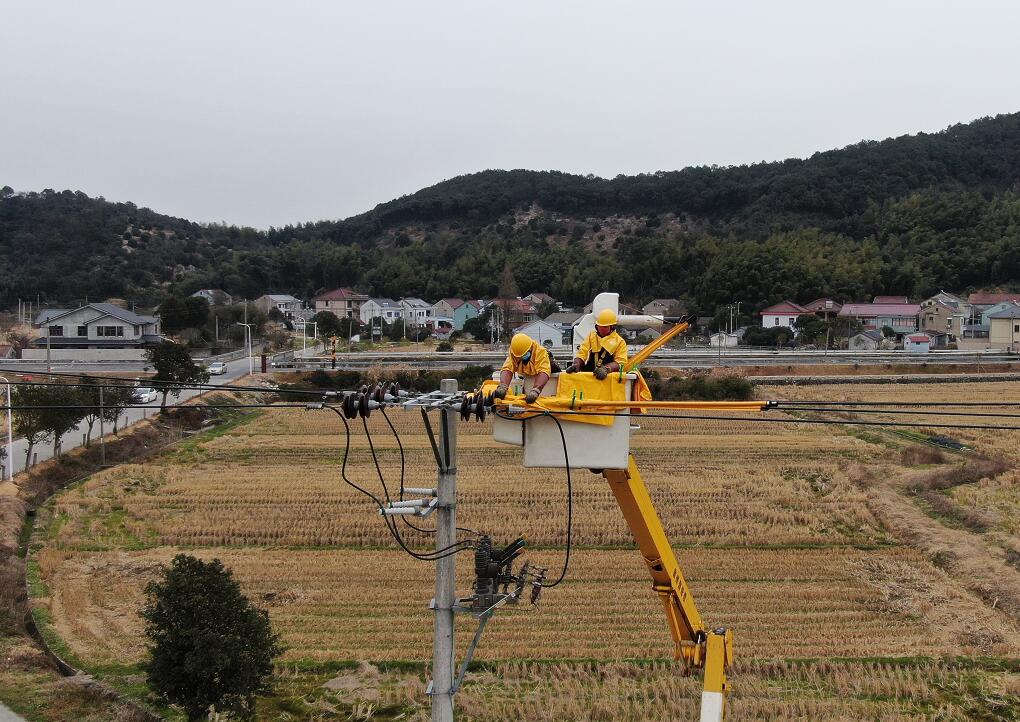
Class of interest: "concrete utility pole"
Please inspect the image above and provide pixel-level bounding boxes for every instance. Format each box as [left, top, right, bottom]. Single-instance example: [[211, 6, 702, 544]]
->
[[236, 323, 254, 375], [98, 384, 106, 466], [431, 378, 458, 722], [1, 376, 12, 480]]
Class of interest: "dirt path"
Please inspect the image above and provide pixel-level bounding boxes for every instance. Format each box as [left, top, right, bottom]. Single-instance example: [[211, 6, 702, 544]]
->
[[854, 462, 1020, 631]]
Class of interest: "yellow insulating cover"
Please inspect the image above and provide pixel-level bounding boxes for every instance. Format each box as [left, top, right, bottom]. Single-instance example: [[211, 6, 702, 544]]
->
[[631, 370, 653, 412], [551, 372, 628, 426]]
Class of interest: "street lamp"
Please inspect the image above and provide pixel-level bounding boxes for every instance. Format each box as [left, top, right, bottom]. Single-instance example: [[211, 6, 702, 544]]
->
[[0, 375, 12, 480], [235, 323, 254, 375]]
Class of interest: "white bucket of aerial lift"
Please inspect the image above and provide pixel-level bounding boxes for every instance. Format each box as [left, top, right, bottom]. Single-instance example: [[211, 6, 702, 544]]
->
[[491, 372, 636, 469], [493, 291, 646, 470]]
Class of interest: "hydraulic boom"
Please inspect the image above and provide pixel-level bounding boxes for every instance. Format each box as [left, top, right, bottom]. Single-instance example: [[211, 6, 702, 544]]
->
[[603, 455, 733, 722]]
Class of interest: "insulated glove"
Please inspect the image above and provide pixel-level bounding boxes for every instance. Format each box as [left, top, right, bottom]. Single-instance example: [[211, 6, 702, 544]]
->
[[524, 388, 541, 404], [494, 383, 509, 399], [593, 366, 609, 380], [564, 361, 580, 374]]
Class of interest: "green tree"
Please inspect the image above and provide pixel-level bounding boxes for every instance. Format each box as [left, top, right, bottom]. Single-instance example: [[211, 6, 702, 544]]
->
[[12, 384, 50, 468], [311, 310, 344, 338], [102, 381, 137, 435], [146, 341, 210, 411], [498, 262, 519, 298], [12, 383, 85, 463], [142, 554, 279, 720], [463, 307, 492, 341], [534, 299, 558, 319]]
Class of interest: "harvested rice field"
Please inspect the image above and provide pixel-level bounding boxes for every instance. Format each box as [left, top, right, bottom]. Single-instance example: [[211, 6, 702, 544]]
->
[[25, 379, 1020, 720]]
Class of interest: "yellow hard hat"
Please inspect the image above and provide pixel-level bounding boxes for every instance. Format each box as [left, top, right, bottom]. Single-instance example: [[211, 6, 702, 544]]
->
[[595, 308, 618, 326], [510, 333, 533, 358]]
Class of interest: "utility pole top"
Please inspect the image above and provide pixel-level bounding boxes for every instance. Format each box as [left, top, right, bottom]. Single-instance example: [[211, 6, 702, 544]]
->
[[440, 378, 458, 393]]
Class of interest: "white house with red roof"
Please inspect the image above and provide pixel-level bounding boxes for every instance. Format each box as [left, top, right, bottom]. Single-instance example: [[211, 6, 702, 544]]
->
[[759, 300, 808, 330]]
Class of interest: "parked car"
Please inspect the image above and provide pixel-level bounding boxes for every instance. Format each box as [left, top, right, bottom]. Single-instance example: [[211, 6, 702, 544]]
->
[[134, 387, 157, 403], [208, 361, 226, 375]]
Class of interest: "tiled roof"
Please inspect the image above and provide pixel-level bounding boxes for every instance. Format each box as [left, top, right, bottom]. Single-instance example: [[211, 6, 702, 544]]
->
[[759, 300, 808, 315], [313, 288, 368, 301], [988, 306, 1020, 319], [838, 303, 921, 316]]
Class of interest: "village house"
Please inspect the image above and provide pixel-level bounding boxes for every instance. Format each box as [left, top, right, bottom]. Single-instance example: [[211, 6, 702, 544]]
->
[[312, 288, 369, 319], [360, 298, 402, 324], [759, 301, 808, 330], [837, 300, 920, 338], [642, 298, 684, 317], [29, 303, 162, 360], [399, 298, 434, 327], [988, 306, 1020, 351], [255, 294, 302, 319]]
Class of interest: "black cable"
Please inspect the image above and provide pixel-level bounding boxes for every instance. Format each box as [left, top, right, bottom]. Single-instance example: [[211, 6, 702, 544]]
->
[[0, 368, 362, 398], [324, 406, 472, 561], [382, 407, 439, 535], [512, 408, 1020, 431], [774, 399, 1020, 407], [541, 413, 573, 588], [2, 403, 310, 411], [770, 405, 1020, 419], [492, 407, 572, 588]]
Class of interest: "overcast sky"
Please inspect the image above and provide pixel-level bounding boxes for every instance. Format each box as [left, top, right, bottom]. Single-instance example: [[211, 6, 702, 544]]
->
[[2, 1, 1018, 229]]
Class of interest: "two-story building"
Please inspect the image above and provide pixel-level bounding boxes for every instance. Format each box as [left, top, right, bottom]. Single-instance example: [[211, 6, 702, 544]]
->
[[641, 298, 684, 317], [312, 288, 369, 319], [981, 301, 1020, 327], [255, 294, 302, 319], [802, 298, 843, 318], [399, 298, 434, 327], [988, 306, 1020, 351], [489, 298, 537, 335], [523, 292, 556, 308], [30, 303, 162, 360], [360, 298, 402, 325]]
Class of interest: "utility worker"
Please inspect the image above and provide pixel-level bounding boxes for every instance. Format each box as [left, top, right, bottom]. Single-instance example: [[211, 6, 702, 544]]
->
[[566, 308, 628, 379], [494, 333, 552, 404]]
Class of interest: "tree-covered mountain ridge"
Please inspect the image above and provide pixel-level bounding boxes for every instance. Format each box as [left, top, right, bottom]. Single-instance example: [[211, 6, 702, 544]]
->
[[2, 111, 1019, 312]]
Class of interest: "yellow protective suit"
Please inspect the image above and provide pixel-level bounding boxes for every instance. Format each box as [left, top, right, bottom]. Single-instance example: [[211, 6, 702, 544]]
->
[[501, 342, 551, 378], [576, 330, 627, 372]]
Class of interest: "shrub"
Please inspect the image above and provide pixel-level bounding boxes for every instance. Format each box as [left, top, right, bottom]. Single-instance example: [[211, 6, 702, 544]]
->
[[647, 374, 754, 401], [142, 554, 279, 720]]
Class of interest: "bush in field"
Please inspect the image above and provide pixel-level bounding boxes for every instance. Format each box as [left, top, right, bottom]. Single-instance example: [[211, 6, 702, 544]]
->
[[285, 365, 495, 395], [644, 372, 754, 401], [142, 554, 279, 721]]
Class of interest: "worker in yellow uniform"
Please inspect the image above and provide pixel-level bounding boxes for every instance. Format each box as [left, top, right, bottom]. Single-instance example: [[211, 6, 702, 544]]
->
[[494, 333, 552, 404], [566, 308, 628, 379]]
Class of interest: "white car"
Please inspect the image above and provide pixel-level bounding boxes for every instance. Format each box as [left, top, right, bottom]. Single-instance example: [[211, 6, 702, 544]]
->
[[208, 361, 226, 375], [134, 387, 158, 403]]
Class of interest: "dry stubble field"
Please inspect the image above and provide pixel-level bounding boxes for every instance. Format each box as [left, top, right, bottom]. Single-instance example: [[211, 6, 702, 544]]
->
[[25, 380, 1020, 720]]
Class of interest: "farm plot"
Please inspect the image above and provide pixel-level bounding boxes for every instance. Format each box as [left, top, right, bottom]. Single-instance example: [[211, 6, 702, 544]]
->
[[762, 381, 1020, 546], [28, 389, 1020, 719]]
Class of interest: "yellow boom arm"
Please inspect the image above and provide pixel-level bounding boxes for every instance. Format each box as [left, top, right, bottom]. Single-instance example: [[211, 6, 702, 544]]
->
[[604, 456, 733, 721]]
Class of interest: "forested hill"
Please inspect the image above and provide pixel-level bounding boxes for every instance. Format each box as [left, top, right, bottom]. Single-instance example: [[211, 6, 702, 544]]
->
[[3, 112, 1020, 313]]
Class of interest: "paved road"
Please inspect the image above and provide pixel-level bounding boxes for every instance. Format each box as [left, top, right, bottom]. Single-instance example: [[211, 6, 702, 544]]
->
[[2, 358, 252, 477], [0, 702, 26, 722]]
